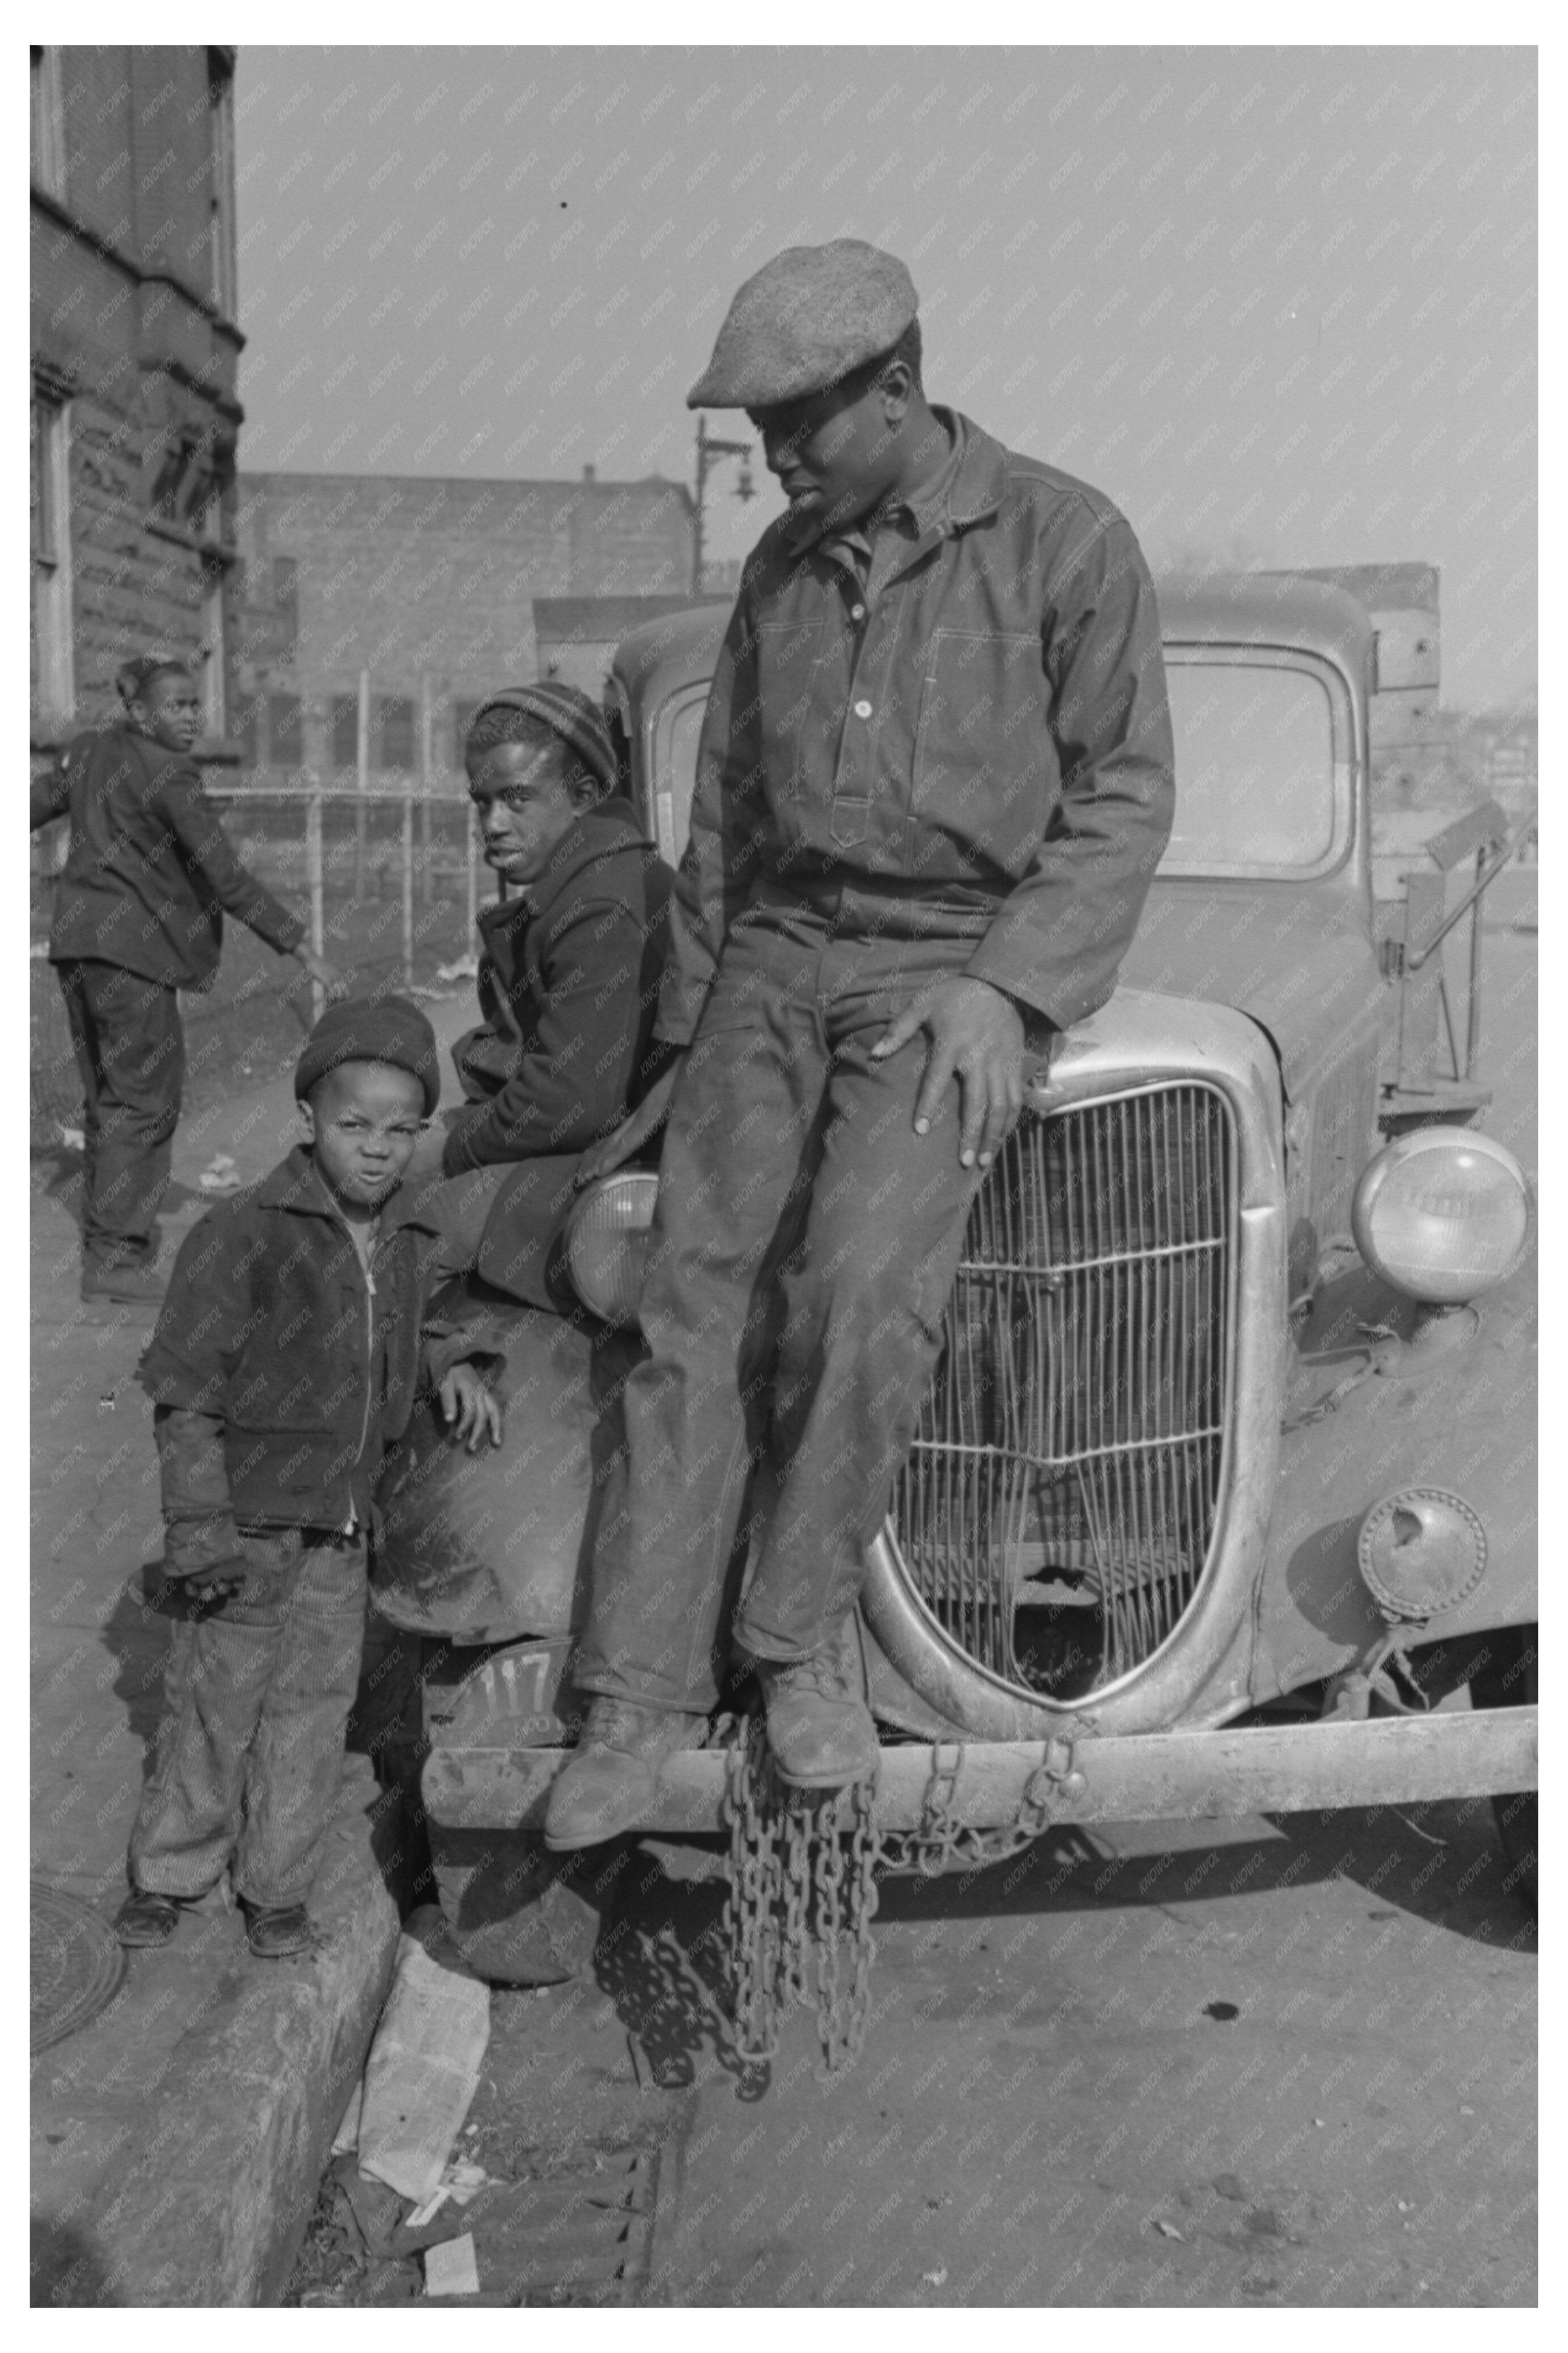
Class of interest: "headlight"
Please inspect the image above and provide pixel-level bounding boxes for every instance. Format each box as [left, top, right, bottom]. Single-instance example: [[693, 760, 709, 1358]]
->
[[1352, 1127, 1530, 1303], [563, 1172, 659, 1326]]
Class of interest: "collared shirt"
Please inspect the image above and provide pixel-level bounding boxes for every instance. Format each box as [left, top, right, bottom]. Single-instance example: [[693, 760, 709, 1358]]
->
[[657, 407, 1176, 1042]]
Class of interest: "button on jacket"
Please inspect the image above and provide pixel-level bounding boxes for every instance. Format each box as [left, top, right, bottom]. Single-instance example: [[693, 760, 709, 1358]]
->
[[658, 408, 1176, 1044], [33, 721, 304, 989], [138, 1147, 496, 1546]]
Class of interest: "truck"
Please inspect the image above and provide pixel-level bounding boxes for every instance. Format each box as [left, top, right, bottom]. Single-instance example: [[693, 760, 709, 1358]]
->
[[370, 567, 1538, 2018]]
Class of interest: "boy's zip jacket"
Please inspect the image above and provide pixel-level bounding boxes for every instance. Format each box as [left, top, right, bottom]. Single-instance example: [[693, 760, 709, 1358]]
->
[[138, 1147, 501, 1569]]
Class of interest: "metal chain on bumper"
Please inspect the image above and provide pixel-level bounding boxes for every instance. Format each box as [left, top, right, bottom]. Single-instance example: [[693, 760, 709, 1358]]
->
[[872, 1741, 1076, 1878], [721, 1714, 880, 2072]]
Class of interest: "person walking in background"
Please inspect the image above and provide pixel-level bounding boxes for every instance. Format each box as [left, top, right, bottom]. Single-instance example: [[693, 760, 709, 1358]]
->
[[30, 654, 345, 1309]]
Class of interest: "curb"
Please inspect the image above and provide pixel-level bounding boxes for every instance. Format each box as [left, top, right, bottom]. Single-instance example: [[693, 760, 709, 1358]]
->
[[34, 1758, 400, 2308]]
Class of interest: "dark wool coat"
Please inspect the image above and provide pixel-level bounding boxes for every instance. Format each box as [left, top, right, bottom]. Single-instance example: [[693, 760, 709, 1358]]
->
[[32, 722, 304, 988], [138, 1148, 497, 1549], [441, 799, 674, 1305]]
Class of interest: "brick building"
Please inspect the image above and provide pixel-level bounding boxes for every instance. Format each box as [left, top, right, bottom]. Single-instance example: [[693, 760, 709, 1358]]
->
[[232, 467, 698, 779], [30, 44, 244, 759]]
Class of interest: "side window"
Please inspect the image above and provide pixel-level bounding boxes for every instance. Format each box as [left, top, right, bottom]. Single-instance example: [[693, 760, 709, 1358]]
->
[[378, 696, 415, 773], [330, 695, 359, 770], [655, 689, 710, 865], [30, 387, 73, 724], [267, 693, 303, 767]]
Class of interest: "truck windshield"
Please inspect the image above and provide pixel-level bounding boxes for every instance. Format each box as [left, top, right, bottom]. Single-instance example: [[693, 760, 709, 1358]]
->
[[1162, 660, 1338, 872], [659, 656, 1341, 877]]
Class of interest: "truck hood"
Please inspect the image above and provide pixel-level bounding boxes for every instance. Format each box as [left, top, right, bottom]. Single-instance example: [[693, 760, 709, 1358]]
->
[[1117, 880, 1390, 1098]]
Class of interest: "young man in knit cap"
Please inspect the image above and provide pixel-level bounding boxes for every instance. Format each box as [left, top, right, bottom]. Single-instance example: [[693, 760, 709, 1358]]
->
[[117, 996, 503, 1958], [30, 654, 345, 1309], [409, 681, 673, 1308], [546, 238, 1175, 1846]]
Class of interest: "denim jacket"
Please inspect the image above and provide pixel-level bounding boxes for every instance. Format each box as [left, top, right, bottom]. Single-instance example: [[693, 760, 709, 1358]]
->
[[658, 408, 1176, 1044]]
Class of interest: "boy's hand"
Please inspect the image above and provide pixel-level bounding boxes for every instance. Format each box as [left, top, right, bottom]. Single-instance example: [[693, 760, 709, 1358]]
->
[[439, 1364, 504, 1452], [295, 946, 350, 1003], [576, 1063, 679, 1185]]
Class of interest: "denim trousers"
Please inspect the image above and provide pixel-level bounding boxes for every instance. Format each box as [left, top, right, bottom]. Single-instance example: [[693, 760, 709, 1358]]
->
[[128, 1526, 367, 1909], [573, 893, 1003, 1714], [57, 958, 185, 1265]]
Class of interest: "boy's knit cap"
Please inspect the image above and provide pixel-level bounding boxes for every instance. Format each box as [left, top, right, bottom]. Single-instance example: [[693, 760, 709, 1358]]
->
[[295, 993, 441, 1116], [687, 239, 918, 409], [465, 682, 619, 795]]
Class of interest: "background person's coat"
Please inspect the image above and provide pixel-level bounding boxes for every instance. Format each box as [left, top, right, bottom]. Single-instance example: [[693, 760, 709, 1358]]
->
[[33, 721, 305, 988]]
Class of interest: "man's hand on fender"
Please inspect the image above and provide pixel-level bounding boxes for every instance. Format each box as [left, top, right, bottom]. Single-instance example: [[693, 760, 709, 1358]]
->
[[872, 977, 1027, 1170], [576, 1061, 680, 1185]]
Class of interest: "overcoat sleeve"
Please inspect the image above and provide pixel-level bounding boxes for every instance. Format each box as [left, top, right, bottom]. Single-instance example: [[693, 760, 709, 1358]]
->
[[157, 761, 306, 955]]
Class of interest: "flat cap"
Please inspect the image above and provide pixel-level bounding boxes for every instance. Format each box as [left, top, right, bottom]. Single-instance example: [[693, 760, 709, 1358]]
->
[[687, 239, 918, 410]]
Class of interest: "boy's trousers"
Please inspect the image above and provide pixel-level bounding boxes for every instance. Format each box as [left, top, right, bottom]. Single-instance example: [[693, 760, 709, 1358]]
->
[[129, 1526, 367, 1910], [57, 958, 184, 1267], [573, 890, 1042, 1716]]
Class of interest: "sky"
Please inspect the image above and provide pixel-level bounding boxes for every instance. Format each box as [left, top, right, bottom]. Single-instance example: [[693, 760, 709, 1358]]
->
[[233, 44, 1537, 710]]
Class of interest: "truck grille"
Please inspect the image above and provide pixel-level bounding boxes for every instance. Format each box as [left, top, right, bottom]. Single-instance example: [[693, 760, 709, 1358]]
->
[[889, 1084, 1236, 1698]]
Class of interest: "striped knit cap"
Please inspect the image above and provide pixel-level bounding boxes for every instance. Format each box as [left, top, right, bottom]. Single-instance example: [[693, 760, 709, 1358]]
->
[[464, 682, 618, 795]]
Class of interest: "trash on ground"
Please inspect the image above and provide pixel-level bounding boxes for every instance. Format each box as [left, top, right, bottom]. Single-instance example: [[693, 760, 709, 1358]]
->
[[922, 2265, 947, 2286], [423, 2234, 479, 2298], [58, 1125, 85, 1153], [1154, 2218, 1184, 2240], [198, 1153, 242, 1195], [356, 1910, 490, 2202], [434, 954, 480, 983]]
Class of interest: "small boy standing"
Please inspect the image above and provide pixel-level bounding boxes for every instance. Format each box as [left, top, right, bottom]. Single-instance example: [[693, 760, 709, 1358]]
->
[[30, 654, 344, 1307], [116, 996, 502, 1959]]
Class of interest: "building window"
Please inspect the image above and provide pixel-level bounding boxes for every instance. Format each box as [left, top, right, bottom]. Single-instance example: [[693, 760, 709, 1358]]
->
[[267, 695, 303, 766], [453, 700, 484, 762], [378, 697, 415, 772], [235, 695, 261, 766], [30, 390, 73, 723], [200, 556, 227, 738], [331, 695, 361, 770], [30, 48, 65, 198], [208, 55, 238, 318]]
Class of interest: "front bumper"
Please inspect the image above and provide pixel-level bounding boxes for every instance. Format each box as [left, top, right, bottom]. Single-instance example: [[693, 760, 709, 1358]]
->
[[423, 1705, 1538, 1837]]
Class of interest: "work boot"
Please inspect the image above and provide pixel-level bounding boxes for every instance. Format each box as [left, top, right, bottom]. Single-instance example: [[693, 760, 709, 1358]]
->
[[758, 1640, 880, 1789], [113, 1889, 188, 1948], [241, 1900, 313, 1959], [81, 1256, 165, 1309], [543, 1698, 697, 1852]]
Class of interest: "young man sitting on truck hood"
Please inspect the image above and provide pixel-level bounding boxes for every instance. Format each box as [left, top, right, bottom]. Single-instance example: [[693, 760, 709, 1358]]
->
[[545, 239, 1176, 1849]]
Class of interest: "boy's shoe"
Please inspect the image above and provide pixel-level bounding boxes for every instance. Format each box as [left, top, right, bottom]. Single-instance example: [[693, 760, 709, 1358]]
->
[[81, 1258, 165, 1309], [242, 1900, 313, 1959], [113, 1889, 187, 1947], [758, 1643, 880, 1789], [543, 1699, 698, 1851]]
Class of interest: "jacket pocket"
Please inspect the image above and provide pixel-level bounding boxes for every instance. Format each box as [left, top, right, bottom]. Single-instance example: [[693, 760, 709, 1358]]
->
[[911, 628, 1046, 819]]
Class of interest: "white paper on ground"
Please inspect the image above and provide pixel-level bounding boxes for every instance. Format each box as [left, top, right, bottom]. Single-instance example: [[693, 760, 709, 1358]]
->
[[424, 2234, 480, 2298], [331, 2076, 363, 2157], [356, 1937, 490, 2203]]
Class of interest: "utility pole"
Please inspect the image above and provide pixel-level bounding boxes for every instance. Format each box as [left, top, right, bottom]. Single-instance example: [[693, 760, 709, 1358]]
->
[[691, 415, 755, 596]]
